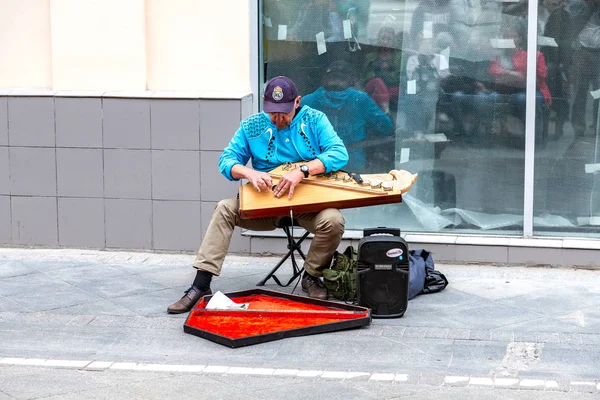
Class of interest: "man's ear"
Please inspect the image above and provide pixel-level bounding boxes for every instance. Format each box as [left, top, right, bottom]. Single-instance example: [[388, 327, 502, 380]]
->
[[295, 96, 302, 108]]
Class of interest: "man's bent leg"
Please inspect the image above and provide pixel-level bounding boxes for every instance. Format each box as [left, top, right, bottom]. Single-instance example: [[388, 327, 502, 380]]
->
[[295, 208, 345, 299], [169, 197, 278, 313], [193, 197, 279, 275]]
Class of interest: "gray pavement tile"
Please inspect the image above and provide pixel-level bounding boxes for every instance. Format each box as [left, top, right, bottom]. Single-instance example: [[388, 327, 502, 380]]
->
[[0, 326, 123, 359], [407, 288, 482, 312], [425, 328, 449, 339], [558, 333, 582, 345], [451, 278, 563, 301], [536, 332, 560, 343], [493, 316, 587, 334], [514, 331, 539, 342], [0, 259, 39, 278], [528, 343, 600, 379], [569, 381, 598, 393], [430, 302, 544, 330], [496, 285, 600, 318], [403, 327, 430, 339], [447, 328, 471, 340], [88, 315, 183, 331], [554, 306, 600, 332], [469, 329, 491, 341], [417, 371, 446, 386], [47, 299, 139, 316], [579, 333, 600, 345], [95, 329, 209, 361], [16, 259, 95, 272], [137, 268, 197, 288], [0, 295, 30, 313], [41, 372, 295, 400], [7, 283, 100, 312], [446, 340, 508, 376], [0, 366, 104, 399], [490, 330, 515, 342], [71, 274, 169, 300], [265, 336, 453, 373], [2, 312, 85, 327], [380, 326, 407, 338], [45, 263, 129, 284], [221, 378, 385, 400], [103, 262, 177, 276], [357, 325, 384, 336], [0, 367, 198, 400], [0, 311, 19, 323], [0, 273, 63, 297], [382, 308, 473, 329], [109, 287, 188, 316]]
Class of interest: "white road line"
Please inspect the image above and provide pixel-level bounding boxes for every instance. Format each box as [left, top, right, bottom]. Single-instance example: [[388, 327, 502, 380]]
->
[[520, 379, 545, 388], [0, 357, 598, 392], [469, 377, 494, 386], [494, 378, 519, 387], [370, 373, 395, 381], [445, 376, 469, 384]]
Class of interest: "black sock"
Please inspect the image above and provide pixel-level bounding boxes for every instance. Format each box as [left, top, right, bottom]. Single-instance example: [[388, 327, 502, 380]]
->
[[193, 269, 213, 292]]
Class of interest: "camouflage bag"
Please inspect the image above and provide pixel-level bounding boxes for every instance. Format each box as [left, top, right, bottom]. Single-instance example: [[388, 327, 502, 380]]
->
[[323, 245, 357, 301]]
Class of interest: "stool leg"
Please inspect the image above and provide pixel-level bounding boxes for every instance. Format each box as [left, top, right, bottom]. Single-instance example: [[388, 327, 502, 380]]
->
[[256, 228, 309, 287]]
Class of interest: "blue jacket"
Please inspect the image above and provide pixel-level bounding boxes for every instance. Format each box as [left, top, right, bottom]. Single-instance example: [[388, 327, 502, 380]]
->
[[301, 87, 393, 171], [219, 106, 348, 181]]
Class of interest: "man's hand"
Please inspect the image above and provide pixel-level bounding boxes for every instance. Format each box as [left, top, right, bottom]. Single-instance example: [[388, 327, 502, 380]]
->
[[273, 168, 304, 199], [246, 170, 273, 193]]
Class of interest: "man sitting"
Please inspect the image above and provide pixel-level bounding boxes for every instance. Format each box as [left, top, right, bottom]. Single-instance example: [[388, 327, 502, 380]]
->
[[167, 76, 349, 314]]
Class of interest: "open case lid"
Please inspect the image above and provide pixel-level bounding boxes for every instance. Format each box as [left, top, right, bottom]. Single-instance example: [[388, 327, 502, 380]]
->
[[184, 289, 371, 348]]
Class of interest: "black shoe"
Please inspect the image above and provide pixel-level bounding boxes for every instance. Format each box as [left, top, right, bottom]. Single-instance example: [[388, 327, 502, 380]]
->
[[167, 286, 212, 314], [301, 273, 327, 300]]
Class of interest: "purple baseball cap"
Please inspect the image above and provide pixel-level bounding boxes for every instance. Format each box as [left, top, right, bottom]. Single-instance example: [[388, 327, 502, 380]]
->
[[263, 76, 298, 113]]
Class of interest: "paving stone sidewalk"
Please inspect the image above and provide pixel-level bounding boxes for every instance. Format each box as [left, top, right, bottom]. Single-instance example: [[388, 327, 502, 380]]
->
[[1, 247, 600, 396]]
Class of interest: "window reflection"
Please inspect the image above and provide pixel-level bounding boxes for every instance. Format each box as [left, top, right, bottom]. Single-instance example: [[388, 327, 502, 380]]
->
[[262, 0, 600, 237], [535, 0, 600, 236]]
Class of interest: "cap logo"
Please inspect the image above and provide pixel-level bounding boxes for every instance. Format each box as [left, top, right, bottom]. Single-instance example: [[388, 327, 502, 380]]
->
[[272, 86, 284, 101]]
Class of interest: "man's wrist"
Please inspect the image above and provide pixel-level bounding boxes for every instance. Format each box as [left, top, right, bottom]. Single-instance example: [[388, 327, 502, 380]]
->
[[299, 164, 310, 178]]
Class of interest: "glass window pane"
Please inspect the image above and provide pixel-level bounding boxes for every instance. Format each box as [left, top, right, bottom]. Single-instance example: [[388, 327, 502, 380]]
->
[[262, 0, 536, 235], [533, 0, 600, 238]]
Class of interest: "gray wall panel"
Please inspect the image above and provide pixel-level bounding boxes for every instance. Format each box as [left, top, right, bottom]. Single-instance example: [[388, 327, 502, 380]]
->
[[11, 196, 58, 246], [104, 149, 151, 199], [105, 199, 152, 249], [9, 147, 57, 196], [103, 98, 150, 149], [153, 200, 201, 251], [58, 197, 105, 248], [0, 147, 8, 195], [201, 200, 250, 253], [200, 100, 241, 150], [57, 148, 104, 198], [0, 98, 7, 145], [151, 150, 200, 201], [151, 99, 200, 150], [0, 196, 10, 244], [55, 98, 103, 148], [241, 95, 253, 120], [8, 97, 55, 147], [200, 150, 239, 201], [1, 94, 251, 253]]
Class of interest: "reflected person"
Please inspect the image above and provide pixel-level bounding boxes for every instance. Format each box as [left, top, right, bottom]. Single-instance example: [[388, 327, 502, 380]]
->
[[302, 60, 393, 172]]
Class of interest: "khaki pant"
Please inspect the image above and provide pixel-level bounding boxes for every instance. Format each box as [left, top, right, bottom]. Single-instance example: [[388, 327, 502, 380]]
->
[[193, 197, 345, 277]]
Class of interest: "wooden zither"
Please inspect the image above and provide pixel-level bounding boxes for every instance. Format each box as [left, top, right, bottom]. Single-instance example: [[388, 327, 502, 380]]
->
[[239, 163, 418, 219]]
